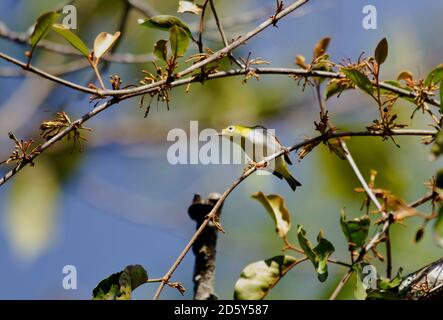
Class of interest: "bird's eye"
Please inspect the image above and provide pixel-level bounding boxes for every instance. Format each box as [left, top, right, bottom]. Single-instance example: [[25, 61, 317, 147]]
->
[[228, 126, 234, 132]]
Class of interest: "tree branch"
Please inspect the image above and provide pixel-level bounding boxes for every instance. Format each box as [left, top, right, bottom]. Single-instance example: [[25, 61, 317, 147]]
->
[[188, 193, 223, 300], [1, 50, 439, 109]]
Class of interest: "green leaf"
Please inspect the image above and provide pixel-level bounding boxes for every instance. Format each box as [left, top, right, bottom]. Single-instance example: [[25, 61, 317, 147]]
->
[[425, 64, 443, 87], [92, 265, 148, 300], [297, 225, 335, 282], [342, 67, 374, 96], [325, 79, 352, 100], [340, 211, 371, 250], [365, 270, 402, 300], [378, 271, 402, 290], [374, 38, 388, 65], [52, 24, 90, 58], [154, 39, 168, 62], [138, 15, 192, 38], [169, 25, 190, 58], [30, 11, 60, 49], [433, 206, 443, 247], [251, 192, 291, 239], [234, 255, 298, 300]]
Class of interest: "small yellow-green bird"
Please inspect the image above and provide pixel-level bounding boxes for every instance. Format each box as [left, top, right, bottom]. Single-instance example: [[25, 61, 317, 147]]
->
[[219, 125, 301, 191]]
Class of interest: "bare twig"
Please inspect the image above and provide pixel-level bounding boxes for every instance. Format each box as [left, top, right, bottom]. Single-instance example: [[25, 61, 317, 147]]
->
[[208, 0, 244, 68], [329, 269, 354, 300]]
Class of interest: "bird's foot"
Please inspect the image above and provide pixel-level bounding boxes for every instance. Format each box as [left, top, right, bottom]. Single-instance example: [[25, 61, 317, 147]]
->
[[282, 146, 290, 155], [254, 160, 269, 169], [211, 216, 225, 233]]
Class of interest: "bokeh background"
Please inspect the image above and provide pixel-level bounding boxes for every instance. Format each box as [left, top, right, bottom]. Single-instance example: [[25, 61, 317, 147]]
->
[[0, 0, 442, 299]]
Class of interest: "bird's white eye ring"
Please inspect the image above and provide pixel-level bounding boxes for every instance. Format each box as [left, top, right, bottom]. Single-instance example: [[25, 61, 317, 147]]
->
[[228, 126, 234, 132]]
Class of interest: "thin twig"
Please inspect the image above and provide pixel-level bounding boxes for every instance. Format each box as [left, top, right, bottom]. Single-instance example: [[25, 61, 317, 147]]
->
[[329, 269, 354, 300], [197, 0, 210, 54], [91, 62, 106, 90], [208, 0, 244, 68]]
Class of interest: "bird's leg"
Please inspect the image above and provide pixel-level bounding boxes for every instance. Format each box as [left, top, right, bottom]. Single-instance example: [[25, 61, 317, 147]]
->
[[255, 159, 269, 169], [243, 159, 269, 173]]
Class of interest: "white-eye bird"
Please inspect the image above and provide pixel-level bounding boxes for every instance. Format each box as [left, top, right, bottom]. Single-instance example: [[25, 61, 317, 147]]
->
[[219, 125, 301, 191]]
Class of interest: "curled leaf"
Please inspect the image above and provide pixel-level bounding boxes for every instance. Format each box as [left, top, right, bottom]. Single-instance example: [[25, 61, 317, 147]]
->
[[297, 225, 334, 282], [52, 24, 90, 58], [374, 38, 388, 65], [340, 211, 370, 250], [397, 70, 413, 82], [138, 15, 192, 38], [93, 31, 121, 60], [178, 1, 202, 15], [92, 265, 148, 300], [251, 192, 291, 239], [234, 255, 298, 300]]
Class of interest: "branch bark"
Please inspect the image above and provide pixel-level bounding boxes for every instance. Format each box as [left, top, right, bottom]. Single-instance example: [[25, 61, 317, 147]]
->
[[188, 193, 223, 300]]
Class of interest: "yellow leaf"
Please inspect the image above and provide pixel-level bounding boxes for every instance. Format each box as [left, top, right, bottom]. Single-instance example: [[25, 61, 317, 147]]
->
[[252, 192, 291, 238], [93, 31, 121, 61]]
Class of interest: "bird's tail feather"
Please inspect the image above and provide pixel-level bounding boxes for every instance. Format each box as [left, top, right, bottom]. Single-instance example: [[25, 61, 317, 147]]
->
[[285, 174, 302, 191], [272, 171, 301, 191]]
